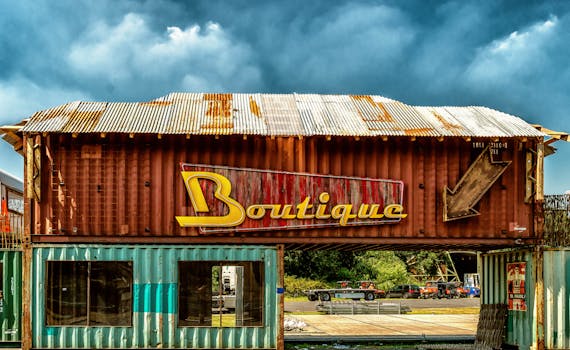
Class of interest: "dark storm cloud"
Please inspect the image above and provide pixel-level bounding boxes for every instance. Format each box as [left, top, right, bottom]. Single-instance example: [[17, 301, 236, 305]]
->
[[0, 0, 569, 192]]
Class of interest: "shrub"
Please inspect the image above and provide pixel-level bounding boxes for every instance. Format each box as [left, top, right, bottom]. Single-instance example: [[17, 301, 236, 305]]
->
[[284, 275, 329, 297]]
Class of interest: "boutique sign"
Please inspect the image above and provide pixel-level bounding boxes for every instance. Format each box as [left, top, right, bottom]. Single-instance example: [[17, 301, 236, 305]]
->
[[176, 164, 406, 233]]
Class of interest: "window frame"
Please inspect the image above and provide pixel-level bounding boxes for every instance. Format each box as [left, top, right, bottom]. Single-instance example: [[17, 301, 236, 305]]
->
[[45, 260, 133, 327], [177, 260, 265, 328]]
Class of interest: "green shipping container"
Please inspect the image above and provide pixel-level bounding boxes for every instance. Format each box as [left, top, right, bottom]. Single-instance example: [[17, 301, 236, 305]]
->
[[32, 244, 279, 349], [0, 250, 21, 344], [482, 250, 534, 350]]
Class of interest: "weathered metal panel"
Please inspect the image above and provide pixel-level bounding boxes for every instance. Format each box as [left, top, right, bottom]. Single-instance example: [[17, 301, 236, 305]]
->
[[482, 250, 534, 349], [20, 93, 546, 138], [261, 94, 304, 136], [233, 94, 267, 135], [176, 163, 405, 233], [543, 249, 570, 349], [30, 134, 537, 250], [319, 94, 370, 136], [32, 245, 278, 349], [0, 250, 21, 343]]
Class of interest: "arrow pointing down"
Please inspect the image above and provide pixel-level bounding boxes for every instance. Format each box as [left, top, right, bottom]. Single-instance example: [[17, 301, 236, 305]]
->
[[443, 145, 511, 222]]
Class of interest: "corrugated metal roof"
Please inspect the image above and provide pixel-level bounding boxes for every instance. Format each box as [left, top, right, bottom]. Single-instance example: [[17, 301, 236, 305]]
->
[[0, 169, 23, 192], [20, 93, 545, 138]]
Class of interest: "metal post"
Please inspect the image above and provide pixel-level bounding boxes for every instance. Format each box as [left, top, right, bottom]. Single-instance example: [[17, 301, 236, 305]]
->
[[277, 244, 284, 350], [534, 247, 545, 350], [21, 135, 33, 350], [534, 142, 545, 350]]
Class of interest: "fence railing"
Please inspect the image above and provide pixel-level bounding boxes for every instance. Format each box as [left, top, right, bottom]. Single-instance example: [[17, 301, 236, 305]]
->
[[0, 212, 23, 249], [544, 194, 570, 247]]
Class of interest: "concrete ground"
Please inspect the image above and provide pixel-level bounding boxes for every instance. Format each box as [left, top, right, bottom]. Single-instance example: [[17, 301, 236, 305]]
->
[[284, 314, 478, 342]]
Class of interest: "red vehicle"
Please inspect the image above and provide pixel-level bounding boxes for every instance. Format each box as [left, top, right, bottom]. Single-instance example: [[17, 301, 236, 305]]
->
[[357, 281, 386, 299], [420, 281, 439, 299]]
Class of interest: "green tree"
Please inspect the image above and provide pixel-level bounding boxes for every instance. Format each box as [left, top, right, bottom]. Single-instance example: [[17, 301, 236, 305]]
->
[[284, 250, 359, 282], [354, 251, 408, 290]]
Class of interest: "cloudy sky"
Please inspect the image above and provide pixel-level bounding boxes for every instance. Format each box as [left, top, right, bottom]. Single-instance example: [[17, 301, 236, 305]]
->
[[1, 0, 569, 193]]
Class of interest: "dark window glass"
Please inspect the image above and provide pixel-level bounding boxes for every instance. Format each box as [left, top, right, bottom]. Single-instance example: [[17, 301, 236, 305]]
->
[[46, 261, 132, 326], [89, 262, 133, 326], [46, 262, 88, 326], [179, 261, 264, 327]]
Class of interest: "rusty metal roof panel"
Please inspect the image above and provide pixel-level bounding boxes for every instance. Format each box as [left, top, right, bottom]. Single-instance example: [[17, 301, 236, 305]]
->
[[295, 94, 362, 136], [21, 93, 546, 138], [322, 94, 371, 136], [95, 102, 138, 133], [232, 93, 268, 135], [169, 92, 204, 134], [22, 101, 81, 133], [415, 107, 471, 137], [61, 102, 107, 133], [378, 102, 440, 137]]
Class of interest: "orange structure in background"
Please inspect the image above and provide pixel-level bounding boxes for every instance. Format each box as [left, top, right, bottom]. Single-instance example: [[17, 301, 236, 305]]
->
[[1, 197, 10, 233]]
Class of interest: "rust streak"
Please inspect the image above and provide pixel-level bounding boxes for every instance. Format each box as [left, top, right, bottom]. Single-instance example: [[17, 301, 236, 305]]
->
[[203, 93, 233, 129], [139, 101, 173, 106], [404, 128, 433, 136], [62, 111, 104, 133], [205, 94, 232, 118], [375, 102, 393, 122], [431, 110, 463, 136], [350, 95, 393, 122], [249, 96, 261, 117]]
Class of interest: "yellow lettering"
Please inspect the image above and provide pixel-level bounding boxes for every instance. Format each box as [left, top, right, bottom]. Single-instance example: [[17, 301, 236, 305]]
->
[[296, 196, 315, 219], [176, 171, 246, 227], [330, 204, 357, 226], [357, 204, 372, 218], [315, 192, 331, 219], [368, 204, 384, 219], [384, 204, 408, 219]]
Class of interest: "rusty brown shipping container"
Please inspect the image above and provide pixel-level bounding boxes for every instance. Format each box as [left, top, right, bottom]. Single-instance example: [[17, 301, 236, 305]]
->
[[5, 92, 559, 250], [23, 133, 539, 250]]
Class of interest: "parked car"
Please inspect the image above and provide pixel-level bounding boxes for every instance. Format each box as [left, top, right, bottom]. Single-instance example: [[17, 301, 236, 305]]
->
[[436, 282, 462, 299], [386, 284, 421, 299], [420, 280, 439, 299]]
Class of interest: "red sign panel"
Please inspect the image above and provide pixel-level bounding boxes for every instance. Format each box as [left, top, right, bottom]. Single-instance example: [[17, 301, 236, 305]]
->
[[507, 262, 527, 311], [177, 163, 406, 233]]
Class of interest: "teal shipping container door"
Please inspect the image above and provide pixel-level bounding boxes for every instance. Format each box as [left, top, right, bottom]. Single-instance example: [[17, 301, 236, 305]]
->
[[32, 245, 278, 349], [0, 250, 21, 343], [482, 250, 534, 350]]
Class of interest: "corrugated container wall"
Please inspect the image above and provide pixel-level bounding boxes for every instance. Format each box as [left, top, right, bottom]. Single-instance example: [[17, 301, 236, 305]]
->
[[29, 134, 537, 248], [32, 245, 278, 349], [0, 250, 21, 343], [482, 250, 534, 349], [543, 249, 570, 349]]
